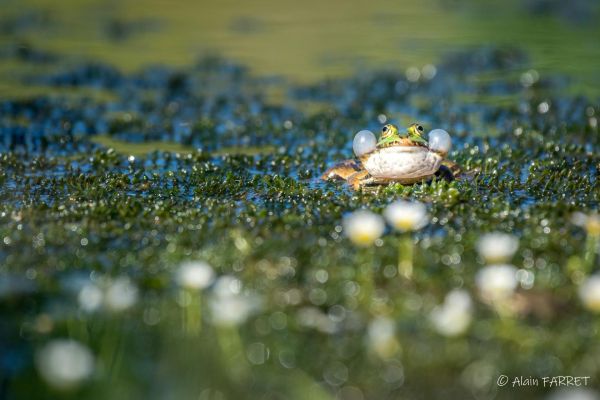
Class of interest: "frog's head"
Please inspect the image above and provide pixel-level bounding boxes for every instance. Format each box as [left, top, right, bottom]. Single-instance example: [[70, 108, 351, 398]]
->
[[407, 123, 425, 138], [381, 124, 399, 140]]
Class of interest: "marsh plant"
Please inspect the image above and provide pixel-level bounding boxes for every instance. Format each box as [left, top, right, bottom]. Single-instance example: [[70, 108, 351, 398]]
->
[[571, 212, 600, 275], [578, 274, 600, 313], [343, 200, 429, 284], [342, 210, 385, 304], [383, 200, 429, 279], [175, 260, 215, 334], [35, 340, 95, 391], [475, 233, 519, 314], [429, 290, 473, 337]]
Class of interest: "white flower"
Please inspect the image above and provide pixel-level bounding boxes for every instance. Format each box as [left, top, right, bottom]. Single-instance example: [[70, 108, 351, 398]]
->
[[36, 340, 94, 390], [342, 210, 385, 247], [209, 276, 260, 327], [367, 317, 399, 358], [212, 275, 242, 297], [476, 233, 519, 263], [78, 283, 103, 312], [579, 274, 600, 313], [296, 307, 337, 334], [572, 212, 600, 237], [104, 277, 138, 312], [586, 214, 600, 236], [383, 200, 428, 232], [76, 277, 138, 313], [175, 261, 215, 290], [571, 212, 589, 227], [430, 290, 472, 337], [476, 264, 518, 301], [210, 296, 251, 326]]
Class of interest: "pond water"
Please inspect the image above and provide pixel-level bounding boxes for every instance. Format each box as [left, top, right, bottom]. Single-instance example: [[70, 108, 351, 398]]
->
[[1, 0, 600, 94]]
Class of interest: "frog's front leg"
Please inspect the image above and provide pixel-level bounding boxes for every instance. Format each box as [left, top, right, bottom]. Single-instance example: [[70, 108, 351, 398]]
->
[[347, 170, 372, 190], [348, 172, 394, 190]]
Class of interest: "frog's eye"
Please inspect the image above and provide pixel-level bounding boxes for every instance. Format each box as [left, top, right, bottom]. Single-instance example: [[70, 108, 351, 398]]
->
[[382, 126, 388, 132], [417, 125, 424, 132]]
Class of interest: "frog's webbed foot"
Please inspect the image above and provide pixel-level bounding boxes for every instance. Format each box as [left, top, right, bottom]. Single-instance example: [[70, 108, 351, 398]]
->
[[348, 173, 398, 190], [347, 171, 373, 190]]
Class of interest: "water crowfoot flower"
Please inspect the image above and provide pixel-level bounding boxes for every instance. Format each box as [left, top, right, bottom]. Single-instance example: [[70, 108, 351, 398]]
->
[[476, 264, 518, 304], [175, 261, 215, 334], [77, 276, 138, 313], [99, 278, 138, 380], [175, 261, 215, 290], [578, 274, 600, 313], [36, 340, 95, 390], [209, 276, 261, 380], [104, 277, 138, 312], [342, 210, 385, 247], [383, 200, 428, 232], [73, 276, 137, 381], [572, 212, 600, 273], [209, 276, 260, 327], [383, 200, 429, 279], [430, 290, 473, 337], [367, 317, 400, 359], [342, 210, 385, 304], [476, 233, 519, 264], [78, 282, 104, 313]]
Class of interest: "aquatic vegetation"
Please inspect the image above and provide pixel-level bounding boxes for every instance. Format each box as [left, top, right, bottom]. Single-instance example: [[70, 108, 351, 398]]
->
[[76, 276, 138, 313], [384, 200, 429, 279], [429, 289, 473, 337], [476, 232, 519, 263], [367, 317, 400, 359], [578, 274, 600, 313], [103, 276, 139, 312], [383, 200, 429, 232], [476, 264, 519, 302], [0, 44, 598, 399], [209, 276, 260, 327], [342, 210, 385, 247], [35, 340, 95, 390], [175, 260, 215, 290]]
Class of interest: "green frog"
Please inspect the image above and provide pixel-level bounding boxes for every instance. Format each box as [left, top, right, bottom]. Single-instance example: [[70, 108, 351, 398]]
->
[[322, 123, 465, 189]]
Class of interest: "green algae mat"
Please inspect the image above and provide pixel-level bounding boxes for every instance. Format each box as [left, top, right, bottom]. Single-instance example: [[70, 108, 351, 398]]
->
[[1, 1, 600, 399]]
